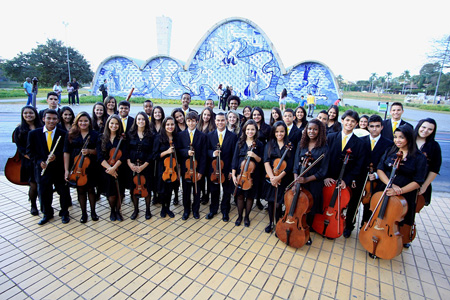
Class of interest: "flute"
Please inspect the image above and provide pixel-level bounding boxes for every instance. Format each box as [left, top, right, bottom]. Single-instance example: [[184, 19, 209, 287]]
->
[[41, 136, 61, 176]]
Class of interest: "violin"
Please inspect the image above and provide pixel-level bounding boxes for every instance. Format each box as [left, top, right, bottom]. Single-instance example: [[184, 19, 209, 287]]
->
[[68, 136, 91, 187], [233, 141, 256, 196], [185, 144, 198, 193], [133, 160, 148, 198], [276, 152, 314, 248], [162, 141, 178, 182], [108, 134, 125, 166], [359, 151, 407, 259], [210, 143, 225, 184], [266, 142, 292, 178], [5, 131, 28, 186], [312, 148, 352, 238]]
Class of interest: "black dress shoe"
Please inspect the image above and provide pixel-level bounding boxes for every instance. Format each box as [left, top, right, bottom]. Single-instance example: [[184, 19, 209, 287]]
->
[[110, 211, 116, 221], [343, 228, 352, 238], [244, 217, 250, 227], [130, 210, 139, 220], [205, 212, 215, 220], [222, 214, 229, 222], [160, 208, 167, 218], [116, 212, 123, 221], [403, 243, 411, 249], [145, 209, 152, 220], [368, 252, 378, 259], [235, 216, 242, 226], [201, 198, 209, 205], [193, 212, 200, 219], [182, 212, 189, 220], [38, 215, 53, 225], [265, 224, 273, 233], [30, 206, 39, 216], [256, 200, 264, 210], [173, 199, 179, 205], [61, 215, 70, 224], [306, 238, 312, 246], [91, 212, 99, 221], [80, 214, 88, 223], [167, 209, 175, 218]]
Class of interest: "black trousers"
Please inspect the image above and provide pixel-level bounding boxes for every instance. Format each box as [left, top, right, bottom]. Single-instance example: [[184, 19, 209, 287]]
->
[[209, 179, 232, 215], [182, 179, 201, 214], [37, 175, 70, 217]]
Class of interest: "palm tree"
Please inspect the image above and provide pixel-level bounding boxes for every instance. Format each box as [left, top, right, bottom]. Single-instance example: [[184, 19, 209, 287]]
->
[[386, 72, 392, 91], [369, 73, 377, 92]]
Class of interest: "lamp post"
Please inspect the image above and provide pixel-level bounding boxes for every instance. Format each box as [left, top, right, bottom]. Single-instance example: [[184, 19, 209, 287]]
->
[[433, 35, 450, 104], [62, 21, 71, 83]]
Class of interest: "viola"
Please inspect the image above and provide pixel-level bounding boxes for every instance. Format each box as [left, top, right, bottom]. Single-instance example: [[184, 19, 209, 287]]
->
[[312, 148, 352, 238], [5, 132, 28, 186], [359, 151, 407, 259], [210, 143, 225, 184], [184, 144, 198, 193], [276, 152, 314, 248], [133, 160, 148, 198], [233, 141, 256, 196], [68, 136, 91, 187], [162, 141, 178, 182], [266, 142, 292, 178]]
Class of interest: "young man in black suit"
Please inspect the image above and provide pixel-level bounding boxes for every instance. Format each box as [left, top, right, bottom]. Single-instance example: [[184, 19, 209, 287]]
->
[[206, 112, 238, 222], [118, 100, 134, 133], [381, 102, 413, 140], [179, 111, 207, 220], [27, 109, 71, 225], [323, 110, 366, 236], [39, 92, 61, 122], [283, 108, 302, 150], [180, 93, 198, 116], [344, 114, 394, 237], [228, 95, 244, 123]]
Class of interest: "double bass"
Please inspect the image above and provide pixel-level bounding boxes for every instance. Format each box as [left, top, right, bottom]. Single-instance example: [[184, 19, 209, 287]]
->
[[233, 141, 256, 196], [276, 152, 315, 248], [68, 136, 90, 187], [312, 148, 352, 238], [5, 132, 28, 186], [359, 151, 407, 259]]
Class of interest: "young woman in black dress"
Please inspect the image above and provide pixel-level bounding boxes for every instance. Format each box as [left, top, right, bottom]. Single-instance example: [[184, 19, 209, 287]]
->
[[376, 125, 427, 248], [241, 105, 252, 127], [58, 106, 75, 132], [150, 106, 165, 204], [152, 116, 178, 218], [13, 105, 42, 215], [64, 112, 99, 223], [92, 102, 108, 134], [232, 120, 264, 227], [97, 115, 127, 221], [127, 112, 154, 220], [197, 107, 216, 205], [293, 119, 329, 245], [172, 108, 187, 133], [294, 106, 308, 131], [104, 96, 118, 117], [269, 107, 283, 126], [263, 121, 294, 233], [415, 118, 442, 206], [326, 105, 341, 134]]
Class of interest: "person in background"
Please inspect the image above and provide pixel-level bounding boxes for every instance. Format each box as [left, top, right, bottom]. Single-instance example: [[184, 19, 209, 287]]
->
[[179, 93, 197, 115], [353, 114, 370, 137], [299, 95, 307, 107], [306, 93, 316, 117], [72, 78, 80, 105], [279, 88, 288, 111], [221, 86, 231, 111], [317, 110, 329, 128], [217, 84, 224, 110], [99, 79, 108, 101], [31, 77, 38, 108], [24, 77, 33, 106], [143, 100, 153, 121], [204, 99, 215, 117], [381, 102, 413, 141], [67, 82, 75, 106], [333, 98, 342, 106], [53, 81, 63, 106]]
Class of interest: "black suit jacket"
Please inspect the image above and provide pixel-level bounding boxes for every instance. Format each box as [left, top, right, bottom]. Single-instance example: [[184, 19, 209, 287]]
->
[[361, 135, 394, 170], [122, 116, 134, 133], [288, 125, 302, 151], [381, 119, 413, 140], [26, 127, 66, 183], [326, 132, 366, 186], [178, 129, 207, 176], [207, 129, 238, 176]]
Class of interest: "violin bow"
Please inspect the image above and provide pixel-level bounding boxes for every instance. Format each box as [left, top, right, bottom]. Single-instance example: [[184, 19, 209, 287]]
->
[[285, 154, 325, 192]]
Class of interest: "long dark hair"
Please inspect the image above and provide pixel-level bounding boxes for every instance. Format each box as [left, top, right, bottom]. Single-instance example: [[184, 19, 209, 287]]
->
[[238, 119, 259, 148], [251, 106, 265, 125], [197, 107, 216, 133], [68, 112, 92, 142], [171, 108, 186, 133], [267, 121, 289, 157], [269, 107, 283, 126], [328, 105, 339, 122], [281, 88, 287, 98], [104, 96, 117, 114], [92, 102, 108, 132], [60, 106, 75, 126], [389, 125, 417, 158], [18, 105, 41, 140], [129, 112, 152, 139], [101, 114, 123, 152], [151, 106, 165, 126], [299, 119, 327, 149], [414, 118, 437, 143], [294, 106, 307, 128], [160, 116, 177, 144]]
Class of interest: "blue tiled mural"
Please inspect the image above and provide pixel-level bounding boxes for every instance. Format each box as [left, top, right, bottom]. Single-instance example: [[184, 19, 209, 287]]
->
[[91, 18, 339, 105]]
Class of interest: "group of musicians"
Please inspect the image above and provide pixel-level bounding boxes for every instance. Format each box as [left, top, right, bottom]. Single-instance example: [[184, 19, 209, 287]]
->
[[12, 91, 442, 258]]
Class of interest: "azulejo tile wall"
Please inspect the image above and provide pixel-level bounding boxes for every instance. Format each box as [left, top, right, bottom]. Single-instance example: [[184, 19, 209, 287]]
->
[[92, 18, 340, 105]]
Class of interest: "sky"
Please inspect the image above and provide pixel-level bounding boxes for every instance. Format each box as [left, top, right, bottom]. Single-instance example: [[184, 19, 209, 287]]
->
[[1, 0, 449, 82]]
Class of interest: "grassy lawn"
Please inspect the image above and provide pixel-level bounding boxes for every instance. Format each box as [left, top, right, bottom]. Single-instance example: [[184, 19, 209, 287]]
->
[[343, 91, 406, 102], [0, 88, 56, 99]]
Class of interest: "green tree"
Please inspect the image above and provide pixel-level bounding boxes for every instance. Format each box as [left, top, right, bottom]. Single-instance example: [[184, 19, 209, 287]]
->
[[0, 39, 93, 86], [385, 72, 392, 90], [336, 74, 344, 89], [369, 73, 377, 92]]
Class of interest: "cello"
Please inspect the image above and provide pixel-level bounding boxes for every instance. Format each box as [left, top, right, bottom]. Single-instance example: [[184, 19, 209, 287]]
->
[[312, 148, 352, 238], [359, 151, 407, 259], [233, 141, 256, 196], [68, 136, 90, 187], [133, 160, 148, 198], [276, 152, 314, 248], [5, 132, 28, 186]]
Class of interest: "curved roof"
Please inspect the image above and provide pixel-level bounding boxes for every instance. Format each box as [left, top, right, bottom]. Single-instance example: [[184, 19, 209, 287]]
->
[[184, 17, 287, 74], [286, 60, 340, 91]]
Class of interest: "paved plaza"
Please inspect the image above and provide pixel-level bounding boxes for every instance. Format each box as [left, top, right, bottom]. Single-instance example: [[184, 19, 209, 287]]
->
[[0, 175, 449, 299]]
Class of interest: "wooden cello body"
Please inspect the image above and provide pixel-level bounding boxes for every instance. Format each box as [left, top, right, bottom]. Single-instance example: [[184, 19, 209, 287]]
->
[[359, 151, 407, 259], [5, 132, 28, 186]]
